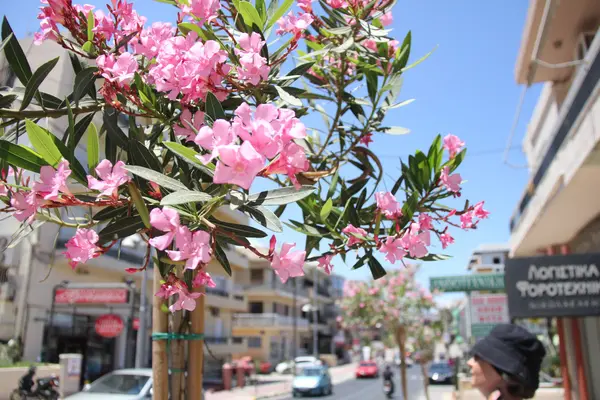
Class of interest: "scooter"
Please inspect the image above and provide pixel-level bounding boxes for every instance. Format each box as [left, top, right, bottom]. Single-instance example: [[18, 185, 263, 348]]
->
[[10, 376, 59, 400], [383, 379, 394, 399]]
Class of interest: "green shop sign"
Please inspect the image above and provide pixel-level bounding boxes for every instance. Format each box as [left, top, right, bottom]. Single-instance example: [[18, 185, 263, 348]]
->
[[430, 274, 505, 292]]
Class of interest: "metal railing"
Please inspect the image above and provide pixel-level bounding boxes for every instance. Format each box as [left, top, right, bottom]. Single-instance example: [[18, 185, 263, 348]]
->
[[233, 313, 309, 328]]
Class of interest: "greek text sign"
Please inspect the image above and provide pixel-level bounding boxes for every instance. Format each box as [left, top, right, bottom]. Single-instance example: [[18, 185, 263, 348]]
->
[[429, 274, 505, 292], [55, 288, 129, 304], [505, 253, 600, 318], [470, 294, 509, 337]]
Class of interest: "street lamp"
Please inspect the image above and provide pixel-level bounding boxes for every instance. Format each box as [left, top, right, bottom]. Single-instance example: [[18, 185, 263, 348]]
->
[[302, 303, 318, 356]]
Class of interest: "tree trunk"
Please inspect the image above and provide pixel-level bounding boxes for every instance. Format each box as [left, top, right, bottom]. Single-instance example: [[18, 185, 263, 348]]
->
[[170, 310, 184, 400], [187, 285, 205, 400], [395, 325, 408, 400], [152, 266, 169, 400], [420, 362, 430, 400]]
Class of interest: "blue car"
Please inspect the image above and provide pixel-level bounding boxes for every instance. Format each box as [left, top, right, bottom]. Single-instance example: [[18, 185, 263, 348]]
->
[[292, 365, 333, 397]]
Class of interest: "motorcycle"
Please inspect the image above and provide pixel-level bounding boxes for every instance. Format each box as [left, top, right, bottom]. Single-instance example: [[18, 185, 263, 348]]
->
[[10, 376, 59, 400], [383, 379, 394, 398]]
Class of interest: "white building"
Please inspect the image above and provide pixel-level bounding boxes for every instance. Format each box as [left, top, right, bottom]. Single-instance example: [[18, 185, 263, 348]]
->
[[509, 1, 599, 398], [467, 243, 509, 274]]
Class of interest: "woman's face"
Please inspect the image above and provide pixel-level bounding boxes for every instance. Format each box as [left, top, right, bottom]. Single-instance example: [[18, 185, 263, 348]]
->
[[468, 356, 502, 395]]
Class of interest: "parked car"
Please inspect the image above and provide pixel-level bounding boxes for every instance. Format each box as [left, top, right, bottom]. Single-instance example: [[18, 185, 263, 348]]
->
[[394, 354, 413, 368], [276, 356, 321, 375], [428, 362, 454, 385], [355, 361, 379, 378], [292, 365, 333, 397]]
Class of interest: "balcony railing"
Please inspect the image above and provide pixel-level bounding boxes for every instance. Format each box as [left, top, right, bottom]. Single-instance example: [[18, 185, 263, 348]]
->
[[206, 287, 229, 297], [233, 313, 309, 328]]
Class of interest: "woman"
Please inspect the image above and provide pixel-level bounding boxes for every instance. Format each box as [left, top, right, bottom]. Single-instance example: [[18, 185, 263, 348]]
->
[[467, 324, 546, 400]]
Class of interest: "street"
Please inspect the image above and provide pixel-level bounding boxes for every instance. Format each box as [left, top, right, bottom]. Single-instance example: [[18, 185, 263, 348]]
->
[[274, 366, 454, 400]]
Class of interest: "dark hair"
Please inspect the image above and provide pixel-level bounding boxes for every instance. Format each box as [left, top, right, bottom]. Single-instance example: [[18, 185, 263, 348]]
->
[[494, 368, 536, 399]]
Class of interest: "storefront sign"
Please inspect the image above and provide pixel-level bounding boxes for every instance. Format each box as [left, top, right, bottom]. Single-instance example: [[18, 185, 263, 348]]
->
[[133, 318, 139, 330], [55, 288, 129, 304], [505, 253, 600, 318], [470, 294, 509, 337], [430, 274, 505, 292], [95, 314, 124, 338]]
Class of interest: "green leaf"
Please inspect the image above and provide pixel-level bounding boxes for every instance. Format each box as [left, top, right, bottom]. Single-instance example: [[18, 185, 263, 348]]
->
[[213, 240, 232, 276], [266, 0, 293, 29], [177, 22, 204, 37], [1, 17, 33, 85], [204, 92, 225, 122], [73, 67, 98, 105], [248, 185, 315, 206], [449, 148, 467, 172], [20, 57, 60, 111], [256, 0, 267, 23], [86, 11, 95, 41], [394, 30, 411, 71], [0, 32, 13, 54], [332, 37, 354, 53], [351, 253, 369, 270], [241, 205, 283, 232], [323, 26, 352, 35], [124, 165, 188, 192], [93, 206, 127, 221], [279, 62, 315, 86], [366, 71, 378, 103], [81, 41, 94, 54], [129, 140, 162, 172], [160, 190, 213, 205], [237, 1, 264, 28], [69, 112, 95, 151], [25, 120, 63, 167], [7, 220, 45, 249], [320, 198, 333, 222], [382, 98, 415, 110], [87, 122, 99, 173], [0, 94, 17, 109], [103, 107, 129, 149], [383, 126, 411, 135], [211, 219, 268, 238], [406, 253, 451, 261], [284, 221, 326, 237], [162, 141, 214, 177], [401, 45, 436, 73], [368, 254, 387, 279], [98, 216, 146, 244], [327, 168, 339, 199], [0, 140, 46, 173], [127, 182, 150, 229], [274, 85, 302, 107]]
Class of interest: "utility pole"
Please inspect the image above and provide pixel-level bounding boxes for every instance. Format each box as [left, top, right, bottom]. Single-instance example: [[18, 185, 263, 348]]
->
[[135, 266, 148, 368], [14, 231, 36, 341], [312, 267, 318, 356]]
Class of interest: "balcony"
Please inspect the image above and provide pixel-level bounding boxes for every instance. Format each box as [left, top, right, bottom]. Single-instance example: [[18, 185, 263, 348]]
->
[[205, 336, 247, 355], [205, 286, 246, 311], [245, 281, 309, 300], [232, 313, 309, 330]]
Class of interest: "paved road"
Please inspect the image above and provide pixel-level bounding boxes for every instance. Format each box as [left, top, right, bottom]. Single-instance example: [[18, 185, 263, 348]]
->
[[275, 366, 454, 400]]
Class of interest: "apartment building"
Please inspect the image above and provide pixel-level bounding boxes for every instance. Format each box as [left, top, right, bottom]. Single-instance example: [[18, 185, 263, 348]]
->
[[467, 244, 509, 274], [508, 1, 600, 399]]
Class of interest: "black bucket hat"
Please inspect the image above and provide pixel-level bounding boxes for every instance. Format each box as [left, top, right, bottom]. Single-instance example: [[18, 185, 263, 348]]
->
[[471, 324, 546, 391]]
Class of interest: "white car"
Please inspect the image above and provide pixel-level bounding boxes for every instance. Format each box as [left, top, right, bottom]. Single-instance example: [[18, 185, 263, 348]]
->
[[275, 356, 321, 375], [66, 369, 153, 400]]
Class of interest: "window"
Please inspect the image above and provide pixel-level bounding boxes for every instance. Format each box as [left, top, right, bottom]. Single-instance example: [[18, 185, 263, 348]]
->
[[284, 305, 290, 316], [250, 269, 263, 283], [248, 337, 262, 348], [272, 302, 278, 313], [210, 307, 220, 317], [493, 257, 501, 264], [249, 302, 263, 314]]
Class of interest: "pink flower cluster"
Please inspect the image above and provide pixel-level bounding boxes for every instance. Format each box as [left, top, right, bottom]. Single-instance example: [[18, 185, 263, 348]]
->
[[271, 243, 306, 283], [375, 191, 402, 218], [131, 22, 176, 59], [96, 52, 138, 85], [156, 272, 215, 312], [276, 12, 314, 38], [235, 33, 270, 86], [147, 32, 229, 103], [63, 228, 101, 269], [176, 0, 220, 25]]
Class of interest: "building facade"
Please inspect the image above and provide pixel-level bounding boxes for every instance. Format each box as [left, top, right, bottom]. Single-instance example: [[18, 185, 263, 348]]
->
[[509, 1, 600, 398]]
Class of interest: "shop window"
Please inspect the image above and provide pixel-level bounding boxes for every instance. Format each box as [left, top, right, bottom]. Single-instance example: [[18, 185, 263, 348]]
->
[[248, 337, 262, 348], [250, 269, 263, 284], [210, 307, 219, 317], [249, 302, 263, 314]]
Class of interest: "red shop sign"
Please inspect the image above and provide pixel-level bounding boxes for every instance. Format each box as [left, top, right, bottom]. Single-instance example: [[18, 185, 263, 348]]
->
[[55, 288, 129, 304], [133, 318, 139, 330], [95, 314, 124, 338]]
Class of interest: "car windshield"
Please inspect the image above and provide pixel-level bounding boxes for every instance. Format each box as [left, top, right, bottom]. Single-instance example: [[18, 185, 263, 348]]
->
[[430, 363, 451, 372], [360, 362, 376, 367], [300, 368, 322, 377], [86, 373, 150, 394]]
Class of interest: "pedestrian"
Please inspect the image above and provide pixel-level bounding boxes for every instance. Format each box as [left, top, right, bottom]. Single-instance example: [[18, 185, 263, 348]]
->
[[467, 324, 546, 400]]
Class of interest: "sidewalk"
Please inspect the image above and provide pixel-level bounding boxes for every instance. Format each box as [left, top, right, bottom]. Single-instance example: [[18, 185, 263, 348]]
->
[[205, 362, 358, 400]]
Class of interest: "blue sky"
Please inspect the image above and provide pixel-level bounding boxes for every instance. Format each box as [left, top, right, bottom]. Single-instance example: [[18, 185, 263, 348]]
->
[[4, 1, 542, 303]]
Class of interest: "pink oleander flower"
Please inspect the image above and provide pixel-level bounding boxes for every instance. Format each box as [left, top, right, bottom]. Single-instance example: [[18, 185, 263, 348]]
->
[[379, 236, 406, 264], [342, 224, 368, 247], [175, 109, 205, 141], [87, 160, 131, 199], [400, 223, 430, 258], [317, 254, 334, 275], [92, 10, 117, 42], [271, 243, 305, 283], [132, 22, 175, 59], [440, 232, 454, 249], [170, 285, 202, 312], [460, 211, 474, 229], [193, 270, 217, 288], [262, 142, 309, 188], [148, 207, 181, 251], [213, 142, 265, 189], [473, 201, 490, 219], [326, 0, 348, 8], [359, 133, 373, 146], [359, 302, 365, 308], [11, 191, 39, 223], [96, 52, 138, 85], [380, 11, 393, 26], [194, 119, 237, 164], [298, 0, 313, 12], [32, 160, 72, 201], [440, 166, 462, 193], [419, 213, 433, 230], [110, 0, 146, 42], [443, 134, 465, 158], [177, 0, 221, 24], [155, 281, 177, 299], [63, 228, 100, 269], [34, 14, 59, 45], [375, 191, 402, 219], [166, 227, 212, 270], [235, 33, 270, 86], [276, 12, 314, 37], [363, 39, 378, 52]]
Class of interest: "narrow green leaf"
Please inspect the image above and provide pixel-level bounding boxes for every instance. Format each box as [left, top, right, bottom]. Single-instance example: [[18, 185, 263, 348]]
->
[[0, 32, 13, 54], [211, 219, 268, 238], [332, 37, 354, 53], [127, 182, 150, 229], [69, 113, 95, 151], [274, 85, 302, 107], [7, 220, 45, 249], [352, 253, 369, 270], [383, 126, 411, 135], [87, 122, 99, 173], [327, 169, 339, 199], [248, 185, 315, 206], [1, 17, 33, 85], [162, 141, 214, 177], [86, 11, 95, 41], [129, 140, 162, 172], [81, 41, 94, 54], [0, 94, 17, 109], [102, 107, 129, 148], [266, 0, 293, 29], [241, 205, 283, 232], [368, 254, 387, 279], [160, 190, 213, 205], [73, 67, 98, 105], [256, 0, 267, 23], [20, 57, 60, 111], [25, 120, 62, 167], [124, 165, 188, 192], [178, 23, 204, 37], [320, 198, 333, 222], [366, 71, 378, 103], [214, 241, 232, 276], [204, 92, 225, 122], [65, 99, 75, 144], [401, 45, 437, 73], [382, 98, 415, 110], [237, 1, 264, 28], [93, 206, 127, 221], [98, 216, 145, 244], [0, 140, 46, 173]]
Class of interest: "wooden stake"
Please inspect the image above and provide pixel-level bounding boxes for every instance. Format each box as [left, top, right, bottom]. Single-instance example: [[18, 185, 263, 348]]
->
[[187, 284, 205, 400], [171, 308, 184, 400], [152, 266, 169, 400], [395, 325, 408, 400]]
